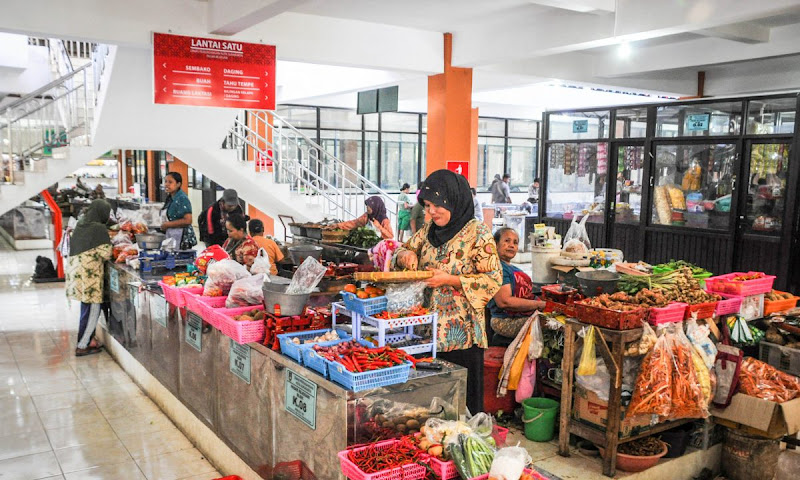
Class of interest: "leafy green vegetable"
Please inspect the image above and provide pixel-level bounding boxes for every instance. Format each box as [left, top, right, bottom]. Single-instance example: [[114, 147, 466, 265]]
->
[[343, 227, 381, 249]]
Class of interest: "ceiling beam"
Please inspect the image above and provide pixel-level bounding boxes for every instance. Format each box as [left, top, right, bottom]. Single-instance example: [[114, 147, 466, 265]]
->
[[208, 0, 307, 35], [696, 22, 771, 44], [526, 0, 614, 14]]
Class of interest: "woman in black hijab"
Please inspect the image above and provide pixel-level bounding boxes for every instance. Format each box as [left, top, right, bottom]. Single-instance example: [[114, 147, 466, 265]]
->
[[333, 195, 394, 239], [394, 169, 502, 414]]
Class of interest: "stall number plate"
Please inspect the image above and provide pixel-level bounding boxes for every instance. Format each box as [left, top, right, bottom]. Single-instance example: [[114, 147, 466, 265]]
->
[[151, 296, 167, 328], [229, 339, 251, 384], [185, 314, 202, 352], [687, 113, 710, 131], [285, 369, 317, 430], [572, 119, 588, 133], [109, 268, 119, 293]]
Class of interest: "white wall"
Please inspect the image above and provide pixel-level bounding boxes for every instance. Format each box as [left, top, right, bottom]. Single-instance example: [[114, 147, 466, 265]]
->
[[0, 35, 52, 95]]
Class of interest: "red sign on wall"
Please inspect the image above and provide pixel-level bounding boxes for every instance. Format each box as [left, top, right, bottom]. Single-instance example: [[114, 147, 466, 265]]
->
[[446, 161, 470, 179], [153, 33, 275, 109]]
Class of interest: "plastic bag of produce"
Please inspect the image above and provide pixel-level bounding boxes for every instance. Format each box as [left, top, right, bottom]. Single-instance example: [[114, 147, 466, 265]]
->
[[385, 281, 427, 315], [203, 259, 250, 296], [563, 214, 591, 252], [249, 248, 272, 276], [628, 333, 673, 418], [446, 433, 495, 479], [467, 412, 494, 439], [226, 273, 266, 308], [488, 446, 532, 480], [111, 230, 133, 246], [667, 328, 710, 419], [686, 317, 717, 369], [195, 245, 229, 275], [738, 357, 800, 403], [286, 256, 326, 294], [576, 326, 597, 376]]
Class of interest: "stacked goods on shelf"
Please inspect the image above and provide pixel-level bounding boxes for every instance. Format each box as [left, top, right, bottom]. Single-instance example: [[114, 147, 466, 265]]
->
[[619, 268, 720, 319], [764, 290, 800, 315]]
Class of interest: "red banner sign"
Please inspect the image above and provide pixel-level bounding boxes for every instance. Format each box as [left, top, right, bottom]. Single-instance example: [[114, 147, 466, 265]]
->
[[153, 32, 275, 109], [446, 161, 470, 179]]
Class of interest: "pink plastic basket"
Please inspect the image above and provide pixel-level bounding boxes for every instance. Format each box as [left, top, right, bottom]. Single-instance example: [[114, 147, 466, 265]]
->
[[648, 302, 688, 325], [428, 456, 458, 480], [714, 294, 744, 316], [492, 425, 509, 447], [338, 440, 429, 480], [159, 282, 203, 308], [184, 291, 228, 321], [213, 305, 265, 344], [705, 272, 776, 296]]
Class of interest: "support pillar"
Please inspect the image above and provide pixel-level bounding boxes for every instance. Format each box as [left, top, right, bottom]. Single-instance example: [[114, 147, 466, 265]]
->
[[426, 33, 478, 186]]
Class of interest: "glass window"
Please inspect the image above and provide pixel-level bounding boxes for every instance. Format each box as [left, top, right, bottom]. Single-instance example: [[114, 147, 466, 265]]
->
[[508, 120, 538, 138], [421, 134, 427, 180], [615, 145, 645, 224], [545, 143, 608, 223], [320, 130, 362, 187], [656, 102, 742, 137], [614, 108, 648, 138], [747, 97, 797, 134], [479, 118, 505, 137], [421, 115, 427, 134], [477, 136, 505, 191], [381, 112, 419, 132], [380, 132, 419, 190], [364, 114, 379, 131], [548, 111, 610, 140], [507, 138, 537, 192], [276, 106, 317, 129], [744, 142, 790, 234], [363, 132, 379, 187], [651, 143, 736, 230], [319, 108, 361, 130]]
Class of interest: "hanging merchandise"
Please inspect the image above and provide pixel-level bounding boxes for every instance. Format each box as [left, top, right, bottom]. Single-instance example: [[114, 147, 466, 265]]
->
[[564, 144, 575, 175], [597, 143, 608, 175], [576, 326, 597, 376], [577, 144, 588, 178]]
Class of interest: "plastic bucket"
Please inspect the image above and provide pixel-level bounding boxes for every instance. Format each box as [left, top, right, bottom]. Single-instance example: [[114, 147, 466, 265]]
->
[[522, 397, 559, 442], [531, 247, 560, 284], [483, 347, 516, 415]]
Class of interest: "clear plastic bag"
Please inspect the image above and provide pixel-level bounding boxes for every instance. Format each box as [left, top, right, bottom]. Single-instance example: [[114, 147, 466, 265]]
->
[[467, 412, 494, 438], [576, 326, 597, 376], [529, 316, 544, 360], [226, 273, 266, 308], [111, 230, 133, 246], [286, 256, 326, 294], [488, 446, 532, 480], [203, 259, 250, 296], [385, 281, 427, 315], [686, 318, 717, 369], [563, 215, 591, 252], [446, 433, 495, 478], [628, 334, 673, 418], [667, 329, 709, 419], [250, 248, 272, 276]]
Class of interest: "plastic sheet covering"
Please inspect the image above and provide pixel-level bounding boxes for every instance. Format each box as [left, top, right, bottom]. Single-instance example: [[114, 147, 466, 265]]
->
[[286, 257, 326, 294]]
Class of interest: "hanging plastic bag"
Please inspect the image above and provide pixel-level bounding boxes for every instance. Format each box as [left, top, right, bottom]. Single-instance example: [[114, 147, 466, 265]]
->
[[563, 214, 591, 253], [628, 333, 673, 418], [250, 248, 272, 276], [576, 326, 597, 376], [286, 256, 326, 294], [385, 281, 427, 315], [667, 328, 710, 420], [528, 316, 544, 360], [203, 259, 250, 296], [488, 446, 532, 480], [226, 273, 267, 308], [686, 318, 717, 369]]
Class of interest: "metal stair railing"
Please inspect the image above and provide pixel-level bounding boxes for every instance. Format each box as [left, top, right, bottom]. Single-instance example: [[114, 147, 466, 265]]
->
[[239, 110, 399, 225]]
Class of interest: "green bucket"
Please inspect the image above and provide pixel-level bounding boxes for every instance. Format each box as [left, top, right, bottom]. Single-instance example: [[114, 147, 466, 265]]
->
[[522, 397, 559, 442]]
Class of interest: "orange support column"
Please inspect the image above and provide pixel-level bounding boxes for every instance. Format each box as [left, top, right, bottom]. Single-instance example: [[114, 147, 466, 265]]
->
[[168, 156, 190, 194], [426, 33, 479, 186], [248, 205, 275, 236]]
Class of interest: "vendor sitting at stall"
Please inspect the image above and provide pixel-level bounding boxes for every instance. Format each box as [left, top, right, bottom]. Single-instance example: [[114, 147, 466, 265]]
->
[[248, 219, 283, 275], [223, 213, 260, 270], [334, 196, 394, 240], [394, 169, 502, 414], [487, 227, 546, 339]]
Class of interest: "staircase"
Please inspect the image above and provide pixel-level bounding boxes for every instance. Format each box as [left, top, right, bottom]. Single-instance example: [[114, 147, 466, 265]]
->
[[0, 40, 113, 216]]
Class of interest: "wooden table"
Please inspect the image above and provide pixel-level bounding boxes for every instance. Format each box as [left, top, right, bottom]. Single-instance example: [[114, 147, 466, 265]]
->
[[557, 318, 699, 477]]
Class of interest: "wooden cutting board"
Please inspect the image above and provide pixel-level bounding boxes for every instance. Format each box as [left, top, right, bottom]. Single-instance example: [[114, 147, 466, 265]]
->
[[354, 270, 434, 283]]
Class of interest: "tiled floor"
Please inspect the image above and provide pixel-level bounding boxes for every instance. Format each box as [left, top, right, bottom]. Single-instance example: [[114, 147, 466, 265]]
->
[[0, 240, 221, 480]]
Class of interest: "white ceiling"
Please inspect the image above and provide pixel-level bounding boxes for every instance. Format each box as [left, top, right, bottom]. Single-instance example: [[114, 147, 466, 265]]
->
[[4, 0, 800, 118]]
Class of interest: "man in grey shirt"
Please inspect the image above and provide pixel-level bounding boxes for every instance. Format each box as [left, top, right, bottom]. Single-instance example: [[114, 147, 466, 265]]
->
[[490, 173, 512, 203], [471, 188, 483, 221]]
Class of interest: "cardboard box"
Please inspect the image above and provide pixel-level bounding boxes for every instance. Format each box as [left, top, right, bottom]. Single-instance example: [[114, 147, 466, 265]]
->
[[711, 393, 800, 437], [572, 385, 654, 438]]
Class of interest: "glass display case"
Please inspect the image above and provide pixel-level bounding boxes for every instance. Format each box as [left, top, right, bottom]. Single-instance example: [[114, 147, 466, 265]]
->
[[744, 142, 790, 234], [548, 111, 610, 140], [747, 98, 796, 135], [546, 142, 608, 223], [656, 101, 743, 138], [651, 143, 736, 230], [615, 145, 645, 224]]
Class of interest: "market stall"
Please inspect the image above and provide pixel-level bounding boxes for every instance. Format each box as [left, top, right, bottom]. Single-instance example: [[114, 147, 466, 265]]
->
[[538, 94, 800, 291]]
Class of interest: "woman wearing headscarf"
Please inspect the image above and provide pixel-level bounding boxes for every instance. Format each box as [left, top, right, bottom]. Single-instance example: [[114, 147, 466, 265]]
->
[[334, 195, 394, 239], [66, 199, 113, 356], [394, 169, 502, 414]]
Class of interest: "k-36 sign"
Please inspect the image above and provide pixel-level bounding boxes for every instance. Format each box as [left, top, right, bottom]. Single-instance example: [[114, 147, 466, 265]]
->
[[153, 33, 275, 109]]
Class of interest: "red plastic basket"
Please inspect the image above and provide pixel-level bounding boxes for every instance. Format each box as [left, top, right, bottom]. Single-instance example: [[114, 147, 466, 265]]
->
[[184, 291, 228, 321], [705, 272, 776, 296], [213, 305, 266, 344], [763, 291, 800, 315], [159, 282, 203, 308], [338, 440, 429, 480], [544, 300, 577, 317], [684, 301, 718, 320], [271, 460, 317, 480], [573, 301, 647, 330], [648, 302, 687, 325], [714, 294, 744, 316], [492, 425, 509, 447], [541, 284, 581, 304]]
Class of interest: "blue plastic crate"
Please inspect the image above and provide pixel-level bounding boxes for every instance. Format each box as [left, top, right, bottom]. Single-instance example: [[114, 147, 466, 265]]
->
[[340, 291, 388, 316], [301, 347, 331, 378], [327, 359, 412, 392], [277, 329, 350, 364]]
